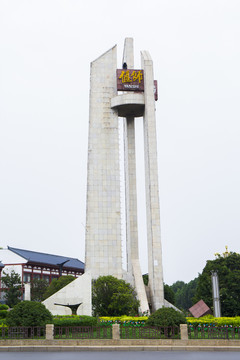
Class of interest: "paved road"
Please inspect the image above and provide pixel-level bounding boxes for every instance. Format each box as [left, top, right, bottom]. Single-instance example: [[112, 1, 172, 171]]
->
[[1, 352, 240, 360]]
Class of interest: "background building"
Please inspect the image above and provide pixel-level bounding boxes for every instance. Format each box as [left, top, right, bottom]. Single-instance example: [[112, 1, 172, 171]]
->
[[0, 246, 84, 301]]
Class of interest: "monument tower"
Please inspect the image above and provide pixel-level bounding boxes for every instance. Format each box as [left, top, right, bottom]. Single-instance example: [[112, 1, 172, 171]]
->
[[85, 38, 165, 312]]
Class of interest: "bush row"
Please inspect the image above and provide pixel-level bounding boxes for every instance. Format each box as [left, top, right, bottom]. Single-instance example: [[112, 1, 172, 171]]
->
[[99, 316, 147, 327], [53, 315, 98, 327], [99, 315, 240, 327], [187, 315, 240, 327], [3, 314, 240, 328]]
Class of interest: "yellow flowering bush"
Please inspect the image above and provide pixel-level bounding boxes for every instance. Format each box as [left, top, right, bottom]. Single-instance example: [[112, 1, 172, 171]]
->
[[187, 315, 240, 327]]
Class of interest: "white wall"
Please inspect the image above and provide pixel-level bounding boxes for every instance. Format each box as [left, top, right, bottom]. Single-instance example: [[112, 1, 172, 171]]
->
[[1, 264, 22, 278], [42, 272, 92, 316], [0, 249, 27, 265]]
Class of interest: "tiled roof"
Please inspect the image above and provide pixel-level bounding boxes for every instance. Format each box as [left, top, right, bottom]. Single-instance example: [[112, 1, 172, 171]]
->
[[8, 246, 84, 271]]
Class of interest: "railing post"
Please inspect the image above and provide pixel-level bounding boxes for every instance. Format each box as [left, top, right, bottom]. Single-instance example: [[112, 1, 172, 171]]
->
[[112, 324, 120, 340], [180, 324, 188, 340], [46, 324, 54, 340]]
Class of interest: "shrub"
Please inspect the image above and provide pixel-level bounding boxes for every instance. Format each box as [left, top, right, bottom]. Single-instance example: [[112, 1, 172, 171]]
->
[[0, 304, 9, 321], [1, 271, 22, 308], [187, 315, 240, 327], [6, 301, 53, 326], [53, 315, 97, 327], [146, 307, 187, 327], [99, 316, 147, 327], [31, 278, 49, 302], [92, 275, 139, 316], [0, 310, 8, 319], [43, 275, 75, 300]]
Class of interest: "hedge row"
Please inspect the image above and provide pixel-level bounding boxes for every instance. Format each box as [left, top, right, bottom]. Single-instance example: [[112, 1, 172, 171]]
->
[[99, 316, 147, 327], [99, 315, 240, 327], [52, 315, 147, 327], [1, 309, 240, 328], [53, 315, 240, 328], [53, 315, 98, 327], [187, 315, 240, 327]]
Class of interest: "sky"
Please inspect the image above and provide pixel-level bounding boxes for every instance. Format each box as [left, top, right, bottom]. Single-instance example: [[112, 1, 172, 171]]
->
[[0, 0, 240, 285]]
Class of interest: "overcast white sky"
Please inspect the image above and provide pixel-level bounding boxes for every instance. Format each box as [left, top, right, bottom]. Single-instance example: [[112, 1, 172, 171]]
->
[[0, 0, 240, 285]]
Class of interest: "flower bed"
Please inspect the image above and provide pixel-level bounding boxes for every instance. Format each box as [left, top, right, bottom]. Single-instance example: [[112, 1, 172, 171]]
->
[[99, 316, 148, 327]]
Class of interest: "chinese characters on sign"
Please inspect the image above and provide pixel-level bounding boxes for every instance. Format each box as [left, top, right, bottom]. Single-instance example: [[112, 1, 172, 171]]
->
[[117, 69, 158, 101], [117, 69, 144, 91]]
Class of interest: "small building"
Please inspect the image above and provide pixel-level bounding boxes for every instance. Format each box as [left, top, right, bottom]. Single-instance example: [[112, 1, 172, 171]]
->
[[0, 246, 84, 301]]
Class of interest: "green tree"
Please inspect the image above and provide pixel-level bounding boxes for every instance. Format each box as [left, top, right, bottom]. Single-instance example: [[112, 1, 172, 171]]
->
[[194, 252, 240, 316], [6, 301, 53, 326], [92, 275, 140, 316], [146, 307, 186, 327], [31, 278, 49, 302], [164, 284, 175, 305], [43, 275, 75, 300], [171, 278, 198, 311], [1, 270, 22, 307]]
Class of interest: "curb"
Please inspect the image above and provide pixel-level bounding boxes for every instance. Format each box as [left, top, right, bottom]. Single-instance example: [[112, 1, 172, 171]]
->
[[1, 346, 240, 352]]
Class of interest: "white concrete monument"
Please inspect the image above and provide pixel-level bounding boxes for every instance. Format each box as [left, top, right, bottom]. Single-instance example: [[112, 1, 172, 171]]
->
[[85, 38, 165, 313], [42, 272, 92, 316]]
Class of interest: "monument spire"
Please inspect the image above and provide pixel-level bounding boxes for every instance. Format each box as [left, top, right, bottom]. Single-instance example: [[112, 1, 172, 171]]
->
[[85, 38, 166, 313]]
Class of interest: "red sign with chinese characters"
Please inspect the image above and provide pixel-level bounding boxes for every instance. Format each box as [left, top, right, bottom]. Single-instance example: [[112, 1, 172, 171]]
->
[[117, 69, 144, 91]]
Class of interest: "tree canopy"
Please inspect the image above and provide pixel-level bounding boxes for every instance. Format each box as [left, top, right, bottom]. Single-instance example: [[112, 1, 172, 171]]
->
[[31, 278, 49, 302], [163, 284, 176, 305], [146, 307, 186, 327], [194, 252, 240, 316], [43, 275, 75, 300], [1, 270, 22, 308], [92, 275, 139, 316], [170, 278, 198, 311], [6, 301, 53, 326]]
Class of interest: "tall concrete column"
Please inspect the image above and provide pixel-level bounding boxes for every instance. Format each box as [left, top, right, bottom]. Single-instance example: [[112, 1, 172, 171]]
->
[[120, 39, 149, 313], [85, 46, 123, 279], [141, 50, 164, 311], [122, 38, 139, 274], [124, 116, 139, 274]]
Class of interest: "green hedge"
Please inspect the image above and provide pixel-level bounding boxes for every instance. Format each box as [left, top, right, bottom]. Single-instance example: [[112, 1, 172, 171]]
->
[[100, 315, 240, 328], [53, 315, 98, 327], [99, 316, 147, 327], [187, 315, 240, 327], [0, 310, 8, 319], [6, 301, 53, 327]]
